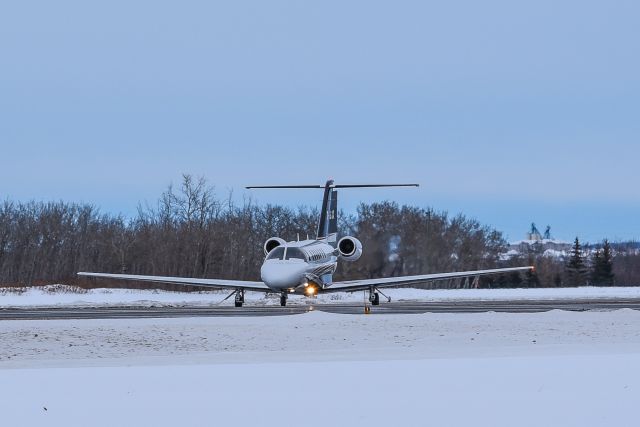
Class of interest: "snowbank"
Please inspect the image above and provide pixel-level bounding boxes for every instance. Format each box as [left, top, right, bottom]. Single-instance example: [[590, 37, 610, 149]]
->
[[2, 284, 640, 308], [2, 309, 640, 368], [2, 310, 640, 427]]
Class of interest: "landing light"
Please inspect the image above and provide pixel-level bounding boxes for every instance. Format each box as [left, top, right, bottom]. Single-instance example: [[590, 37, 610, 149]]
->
[[305, 286, 316, 296], [303, 282, 309, 287]]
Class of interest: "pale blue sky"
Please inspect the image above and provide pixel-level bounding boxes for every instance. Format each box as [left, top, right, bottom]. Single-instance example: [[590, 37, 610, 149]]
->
[[1, 1, 638, 242]]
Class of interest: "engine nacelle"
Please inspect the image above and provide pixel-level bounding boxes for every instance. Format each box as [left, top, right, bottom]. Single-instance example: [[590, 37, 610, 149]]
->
[[264, 237, 286, 255], [337, 236, 363, 262]]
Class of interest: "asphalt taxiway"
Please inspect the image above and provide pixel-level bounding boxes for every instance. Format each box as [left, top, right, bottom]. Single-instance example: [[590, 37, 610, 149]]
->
[[2, 298, 640, 320]]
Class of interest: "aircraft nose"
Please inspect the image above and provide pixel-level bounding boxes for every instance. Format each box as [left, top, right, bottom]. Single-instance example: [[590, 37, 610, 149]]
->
[[261, 261, 307, 289]]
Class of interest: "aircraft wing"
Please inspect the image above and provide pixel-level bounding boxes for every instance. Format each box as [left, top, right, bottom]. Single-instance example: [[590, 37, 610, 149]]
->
[[323, 266, 534, 293], [77, 272, 272, 293]]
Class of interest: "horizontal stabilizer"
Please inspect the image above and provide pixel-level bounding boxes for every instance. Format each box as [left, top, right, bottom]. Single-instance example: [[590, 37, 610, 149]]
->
[[334, 184, 419, 188], [247, 180, 419, 243], [245, 185, 324, 189], [246, 183, 419, 189]]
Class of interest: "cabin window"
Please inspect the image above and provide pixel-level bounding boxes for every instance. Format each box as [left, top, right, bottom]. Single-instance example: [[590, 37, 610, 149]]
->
[[285, 247, 307, 261], [266, 247, 285, 260]]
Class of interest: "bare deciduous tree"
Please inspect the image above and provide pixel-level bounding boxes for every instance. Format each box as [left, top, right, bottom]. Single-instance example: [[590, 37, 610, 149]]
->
[[1, 175, 634, 290]]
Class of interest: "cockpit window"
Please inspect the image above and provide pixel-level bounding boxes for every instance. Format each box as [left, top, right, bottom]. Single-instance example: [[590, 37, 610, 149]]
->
[[266, 247, 285, 260], [284, 247, 307, 261]]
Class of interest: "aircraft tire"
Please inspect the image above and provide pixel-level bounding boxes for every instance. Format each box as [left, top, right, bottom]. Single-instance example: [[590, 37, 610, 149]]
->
[[235, 301, 243, 308], [280, 295, 287, 307], [372, 292, 380, 306]]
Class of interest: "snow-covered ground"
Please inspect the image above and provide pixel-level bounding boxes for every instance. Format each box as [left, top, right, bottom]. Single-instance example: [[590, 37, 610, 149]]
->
[[3, 284, 640, 307], [2, 310, 640, 426]]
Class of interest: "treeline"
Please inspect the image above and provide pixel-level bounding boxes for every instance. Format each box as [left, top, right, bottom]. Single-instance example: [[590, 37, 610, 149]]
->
[[505, 238, 640, 289], [0, 175, 505, 289], [0, 175, 638, 289]]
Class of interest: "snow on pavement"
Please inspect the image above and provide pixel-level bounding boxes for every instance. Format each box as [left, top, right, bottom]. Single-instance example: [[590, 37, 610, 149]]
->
[[2, 309, 640, 426], [2, 310, 640, 368], [3, 354, 638, 427]]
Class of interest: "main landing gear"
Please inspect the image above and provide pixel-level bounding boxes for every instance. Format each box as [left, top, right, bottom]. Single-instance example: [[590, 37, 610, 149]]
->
[[280, 292, 288, 307], [370, 291, 380, 305], [368, 287, 391, 306], [234, 289, 245, 307]]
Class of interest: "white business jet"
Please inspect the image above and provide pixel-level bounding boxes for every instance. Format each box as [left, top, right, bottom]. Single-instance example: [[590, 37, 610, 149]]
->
[[79, 180, 532, 307]]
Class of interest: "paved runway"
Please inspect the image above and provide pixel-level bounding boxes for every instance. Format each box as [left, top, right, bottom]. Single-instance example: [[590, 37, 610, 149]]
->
[[2, 298, 640, 320]]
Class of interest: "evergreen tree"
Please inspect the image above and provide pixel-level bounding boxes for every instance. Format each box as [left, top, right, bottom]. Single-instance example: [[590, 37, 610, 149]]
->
[[525, 268, 540, 287], [566, 237, 587, 286], [495, 273, 508, 288], [591, 249, 602, 284], [592, 239, 615, 286], [553, 273, 562, 287], [602, 240, 615, 285], [508, 271, 523, 288]]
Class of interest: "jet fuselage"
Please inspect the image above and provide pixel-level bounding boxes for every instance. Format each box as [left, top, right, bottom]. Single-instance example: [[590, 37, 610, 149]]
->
[[260, 239, 338, 294]]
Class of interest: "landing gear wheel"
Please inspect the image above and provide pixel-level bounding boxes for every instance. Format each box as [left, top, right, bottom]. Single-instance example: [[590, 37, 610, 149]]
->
[[372, 292, 380, 306], [280, 293, 288, 307], [234, 289, 245, 308]]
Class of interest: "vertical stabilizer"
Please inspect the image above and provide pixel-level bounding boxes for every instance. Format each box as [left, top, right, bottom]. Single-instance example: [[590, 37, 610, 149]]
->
[[327, 190, 338, 246], [316, 180, 334, 241]]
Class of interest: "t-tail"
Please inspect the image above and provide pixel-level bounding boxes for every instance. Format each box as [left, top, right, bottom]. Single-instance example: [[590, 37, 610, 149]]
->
[[246, 180, 419, 247], [316, 180, 338, 245]]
